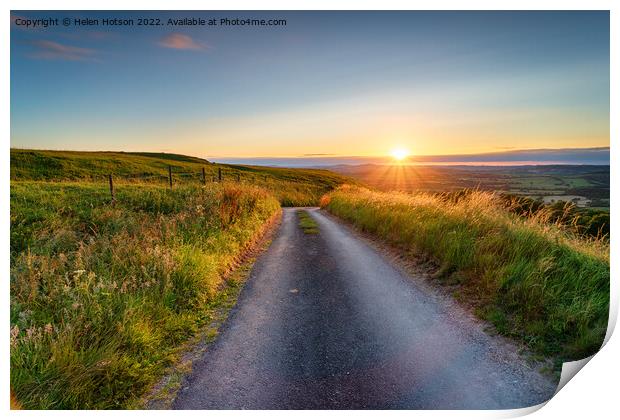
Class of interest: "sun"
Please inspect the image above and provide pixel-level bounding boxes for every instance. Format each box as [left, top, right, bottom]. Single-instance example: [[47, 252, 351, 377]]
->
[[390, 147, 410, 162]]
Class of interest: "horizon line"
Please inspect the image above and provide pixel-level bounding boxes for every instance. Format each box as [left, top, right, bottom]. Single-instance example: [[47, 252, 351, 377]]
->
[[10, 145, 608, 160]]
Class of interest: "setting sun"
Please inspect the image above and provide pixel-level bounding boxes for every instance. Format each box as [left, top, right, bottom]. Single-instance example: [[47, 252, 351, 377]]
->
[[390, 148, 410, 162]]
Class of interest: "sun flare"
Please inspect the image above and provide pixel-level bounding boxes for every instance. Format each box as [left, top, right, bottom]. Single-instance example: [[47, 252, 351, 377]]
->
[[390, 148, 410, 162]]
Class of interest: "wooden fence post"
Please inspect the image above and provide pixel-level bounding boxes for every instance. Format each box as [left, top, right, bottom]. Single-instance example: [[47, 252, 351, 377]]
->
[[108, 174, 116, 204], [218, 167, 222, 182], [237, 173, 240, 182], [202, 167, 206, 185], [168, 166, 173, 189]]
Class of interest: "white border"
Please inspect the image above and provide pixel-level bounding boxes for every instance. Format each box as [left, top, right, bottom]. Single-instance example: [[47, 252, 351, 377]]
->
[[3, 1, 617, 419]]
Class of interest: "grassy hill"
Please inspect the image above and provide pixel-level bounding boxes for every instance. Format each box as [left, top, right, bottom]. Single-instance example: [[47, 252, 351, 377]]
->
[[10, 149, 353, 206], [10, 149, 211, 180]]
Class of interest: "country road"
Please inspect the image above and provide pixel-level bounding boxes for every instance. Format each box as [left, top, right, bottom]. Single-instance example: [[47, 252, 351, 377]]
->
[[173, 207, 557, 409]]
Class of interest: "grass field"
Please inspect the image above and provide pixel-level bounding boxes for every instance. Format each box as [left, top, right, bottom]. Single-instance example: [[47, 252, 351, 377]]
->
[[10, 181, 280, 408], [11, 149, 353, 207], [321, 186, 609, 364]]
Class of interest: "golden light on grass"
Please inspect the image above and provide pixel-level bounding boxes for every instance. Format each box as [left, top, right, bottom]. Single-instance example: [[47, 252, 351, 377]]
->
[[390, 147, 410, 162]]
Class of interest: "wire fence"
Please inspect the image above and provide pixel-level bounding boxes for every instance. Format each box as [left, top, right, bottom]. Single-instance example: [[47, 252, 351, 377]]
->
[[106, 165, 269, 203]]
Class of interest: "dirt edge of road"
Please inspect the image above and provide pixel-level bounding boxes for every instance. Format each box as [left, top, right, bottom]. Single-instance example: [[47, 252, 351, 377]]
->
[[318, 209, 559, 382], [137, 209, 283, 409]]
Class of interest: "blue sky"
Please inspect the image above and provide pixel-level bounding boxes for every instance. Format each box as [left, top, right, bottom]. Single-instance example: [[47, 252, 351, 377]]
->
[[11, 11, 610, 159]]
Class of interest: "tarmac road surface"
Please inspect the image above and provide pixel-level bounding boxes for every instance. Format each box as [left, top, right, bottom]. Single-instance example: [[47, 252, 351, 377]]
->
[[173, 208, 557, 409]]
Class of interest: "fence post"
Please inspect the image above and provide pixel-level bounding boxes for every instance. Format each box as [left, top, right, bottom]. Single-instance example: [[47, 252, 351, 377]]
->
[[202, 167, 206, 185], [108, 174, 116, 204], [218, 167, 222, 182], [168, 166, 173, 189], [237, 173, 240, 182]]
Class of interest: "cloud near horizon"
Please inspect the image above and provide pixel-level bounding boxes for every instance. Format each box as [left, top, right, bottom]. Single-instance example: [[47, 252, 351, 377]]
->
[[158, 33, 206, 50], [28, 40, 96, 61]]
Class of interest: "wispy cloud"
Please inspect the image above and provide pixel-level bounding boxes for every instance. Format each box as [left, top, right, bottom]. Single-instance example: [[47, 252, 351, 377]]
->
[[28, 40, 97, 61], [158, 33, 206, 51]]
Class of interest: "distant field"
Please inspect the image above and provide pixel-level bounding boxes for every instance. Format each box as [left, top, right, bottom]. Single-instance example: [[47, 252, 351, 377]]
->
[[11, 149, 354, 207], [329, 164, 610, 209]]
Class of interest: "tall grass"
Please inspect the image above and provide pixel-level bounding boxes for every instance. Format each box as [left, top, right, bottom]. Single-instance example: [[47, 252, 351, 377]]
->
[[322, 186, 609, 361], [10, 181, 280, 408]]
